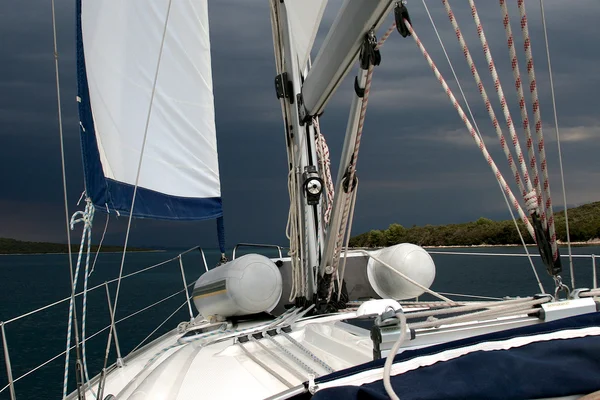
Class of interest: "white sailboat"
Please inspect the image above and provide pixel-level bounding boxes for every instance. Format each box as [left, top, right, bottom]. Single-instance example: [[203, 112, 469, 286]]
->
[[1, 0, 599, 399]]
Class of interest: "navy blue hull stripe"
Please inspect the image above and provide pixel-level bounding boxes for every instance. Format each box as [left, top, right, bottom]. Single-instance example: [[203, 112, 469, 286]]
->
[[311, 312, 600, 400]]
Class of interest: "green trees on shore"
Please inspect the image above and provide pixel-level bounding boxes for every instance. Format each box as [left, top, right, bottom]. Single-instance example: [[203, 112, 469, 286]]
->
[[0, 237, 147, 254], [349, 201, 600, 248]]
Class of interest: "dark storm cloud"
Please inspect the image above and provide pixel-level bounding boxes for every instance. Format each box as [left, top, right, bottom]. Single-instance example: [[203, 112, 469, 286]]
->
[[0, 0, 598, 248]]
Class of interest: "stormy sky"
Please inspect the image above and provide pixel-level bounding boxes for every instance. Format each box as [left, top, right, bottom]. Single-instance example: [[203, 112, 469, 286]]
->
[[1, 0, 598, 249]]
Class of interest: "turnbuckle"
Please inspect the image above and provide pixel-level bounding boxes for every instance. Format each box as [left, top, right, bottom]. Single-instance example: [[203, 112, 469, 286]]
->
[[553, 275, 570, 300]]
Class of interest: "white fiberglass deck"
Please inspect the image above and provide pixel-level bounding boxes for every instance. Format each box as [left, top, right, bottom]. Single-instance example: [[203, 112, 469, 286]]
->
[[72, 302, 557, 400]]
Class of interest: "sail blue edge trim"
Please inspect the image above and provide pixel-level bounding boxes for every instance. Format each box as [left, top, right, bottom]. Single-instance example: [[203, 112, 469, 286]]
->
[[101, 179, 223, 221], [311, 312, 600, 400], [75, 0, 222, 221]]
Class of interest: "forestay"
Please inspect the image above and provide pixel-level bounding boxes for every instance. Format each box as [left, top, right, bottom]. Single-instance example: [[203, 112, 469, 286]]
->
[[76, 0, 222, 220]]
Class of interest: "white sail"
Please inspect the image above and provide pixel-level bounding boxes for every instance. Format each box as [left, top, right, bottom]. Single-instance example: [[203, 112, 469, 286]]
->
[[286, 0, 328, 68], [78, 0, 221, 219]]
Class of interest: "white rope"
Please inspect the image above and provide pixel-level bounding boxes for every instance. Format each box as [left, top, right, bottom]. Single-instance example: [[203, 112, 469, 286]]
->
[[62, 200, 94, 399], [409, 297, 548, 330], [287, 166, 303, 301], [580, 289, 600, 298], [71, 200, 96, 397], [271, 0, 306, 301], [421, 0, 544, 294], [436, 292, 502, 301], [383, 311, 407, 400], [355, 250, 455, 304], [406, 296, 535, 320], [536, 0, 575, 286]]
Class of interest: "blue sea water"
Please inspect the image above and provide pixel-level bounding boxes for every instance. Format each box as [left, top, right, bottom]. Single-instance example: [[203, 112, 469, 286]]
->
[[0, 245, 598, 399]]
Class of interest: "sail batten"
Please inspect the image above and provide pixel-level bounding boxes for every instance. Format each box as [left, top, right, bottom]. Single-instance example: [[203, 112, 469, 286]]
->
[[76, 0, 222, 220]]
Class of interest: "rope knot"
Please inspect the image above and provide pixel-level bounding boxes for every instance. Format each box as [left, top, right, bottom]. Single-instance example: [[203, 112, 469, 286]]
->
[[70, 199, 95, 230], [524, 190, 539, 214]]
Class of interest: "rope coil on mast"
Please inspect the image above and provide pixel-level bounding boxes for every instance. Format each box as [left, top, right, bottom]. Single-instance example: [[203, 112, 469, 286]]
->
[[314, 118, 334, 226]]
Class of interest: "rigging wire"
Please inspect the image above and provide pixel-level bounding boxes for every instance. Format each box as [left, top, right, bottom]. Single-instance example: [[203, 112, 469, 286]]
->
[[402, 15, 534, 238], [421, 0, 544, 293], [89, 213, 110, 277], [98, 0, 174, 394], [537, 0, 575, 287], [323, 22, 397, 290], [337, 179, 358, 302], [327, 63, 374, 302], [52, 0, 86, 397], [111, 0, 173, 334]]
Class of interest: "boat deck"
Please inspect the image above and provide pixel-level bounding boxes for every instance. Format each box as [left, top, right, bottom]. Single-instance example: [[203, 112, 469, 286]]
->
[[73, 300, 558, 400]]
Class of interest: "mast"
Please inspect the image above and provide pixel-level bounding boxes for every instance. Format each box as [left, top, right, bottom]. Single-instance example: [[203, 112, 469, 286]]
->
[[270, 1, 324, 302], [270, 0, 394, 306], [301, 1, 394, 281]]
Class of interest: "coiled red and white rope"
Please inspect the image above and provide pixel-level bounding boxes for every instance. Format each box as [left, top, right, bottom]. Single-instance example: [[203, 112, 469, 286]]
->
[[314, 117, 335, 225], [443, 0, 534, 208], [499, 0, 544, 225], [403, 18, 534, 237], [517, 0, 559, 262]]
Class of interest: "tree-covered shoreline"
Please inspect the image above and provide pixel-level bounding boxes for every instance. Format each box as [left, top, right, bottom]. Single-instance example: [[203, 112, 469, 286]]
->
[[349, 201, 600, 248], [0, 238, 152, 254]]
